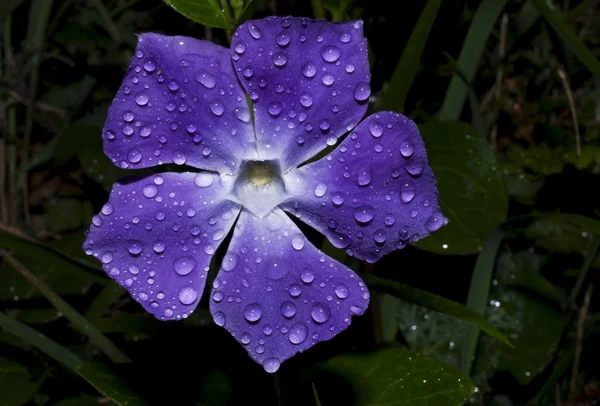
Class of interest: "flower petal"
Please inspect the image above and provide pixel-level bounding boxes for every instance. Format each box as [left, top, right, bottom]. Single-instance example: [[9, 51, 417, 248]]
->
[[281, 112, 445, 263], [83, 172, 240, 320], [209, 209, 369, 373], [231, 17, 370, 170], [103, 33, 255, 174]]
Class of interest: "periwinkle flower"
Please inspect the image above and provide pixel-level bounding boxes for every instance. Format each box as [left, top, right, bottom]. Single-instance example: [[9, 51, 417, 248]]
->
[[83, 16, 446, 373]]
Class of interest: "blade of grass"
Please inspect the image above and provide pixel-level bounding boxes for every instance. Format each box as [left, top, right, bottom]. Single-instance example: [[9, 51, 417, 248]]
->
[[379, 0, 442, 112], [2, 252, 130, 364], [439, 0, 509, 120], [362, 272, 511, 347], [459, 228, 504, 374], [0, 311, 83, 372], [530, 0, 600, 79]]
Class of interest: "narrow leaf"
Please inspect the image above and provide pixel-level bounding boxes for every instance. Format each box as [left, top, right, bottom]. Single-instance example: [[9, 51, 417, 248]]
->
[[163, 0, 230, 29], [460, 228, 504, 373], [362, 274, 512, 347], [439, 0, 509, 120], [319, 346, 474, 405], [0, 312, 83, 372], [77, 363, 148, 406], [530, 0, 600, 79], [379, 0, 442, 112]]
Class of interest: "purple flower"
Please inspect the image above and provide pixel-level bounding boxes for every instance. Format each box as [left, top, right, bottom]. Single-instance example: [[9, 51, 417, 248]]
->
[[83, 16, 445, 373]]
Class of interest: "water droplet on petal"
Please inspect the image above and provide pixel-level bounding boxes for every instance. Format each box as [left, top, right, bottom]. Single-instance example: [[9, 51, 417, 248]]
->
[[357, 168, 371, 186], [353, 205, 374, 224], [248, 23, 262, 39], [122, 110, 134, 122], [276, 31, 291, 46], [268, 102, 282, 116], [153, 242, 165, 253], [272, 52, 288, 67], [263, 358, 280, 373], [321, 45, 341, 62], [400, 140, 415, 157], [209, 101, 224, 116], [292, 234, 305, 250], [288, 283, 302, 297], [400, 181, 416, 203], [135, 92, 149, 106], [302, 62, 317, 78], [213, 311, 226, 326], [143, 184, 158, 198], [234, 42, 246, 54], [406, 158, 424, 176], [374, 229, 387, 243], [288, 323, 308, 344], [174, 256, 196, 275], [127, 240, 143, 255], [322, 74, 335, 86], [353, 82, 370, 101], [143, 59, 156, 72], [195, 172, 213, 187], [425, 212, 445, 232], [267, 260, 290, 280], [280, 301, 297, 318], [314, 182, 327, 197], [311, 303, 331, 323], [172, 151, 186, 165], [244, 303, 262, 322], [339, 32, 352, 43], [335, 284, 349, 299], [179, 286, 198, 305], [234, 107, 251, 123], [332, 193, 345, 206], [101, 203, 114, 216], [301, 269, 314, 284], [195, 70, 216, 89], [127, 149, 142, 163], [300, 93, 313, 107], [370, 121, 383, 137]]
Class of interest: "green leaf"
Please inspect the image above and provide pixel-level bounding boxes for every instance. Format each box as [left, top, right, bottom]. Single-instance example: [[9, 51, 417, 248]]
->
[[323, 0, 352, 22], [77, 363, 148, 406], [0, 357, 39, 406], [525, 216, 595, 254], [439, 0, 509, 120], [461, 229, 503, 373], [163, 0, 230, 29], [52, 395, 107, 406], [44, 198, 93, 233], [414, 121, 508, 254], [530, 0, 600, 79], [0, 0, 27, 19], [319, 346, 474, 405], [0, 312, 83, 372], [379, 0, 442, 112], [197, 369, 232, 406], [470, 252, 567, 400], [362, 273, 511, 347]]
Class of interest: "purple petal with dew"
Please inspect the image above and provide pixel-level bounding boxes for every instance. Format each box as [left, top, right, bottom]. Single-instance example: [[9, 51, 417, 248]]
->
[[102, 33, 256, 174], [231, 16, 370, 170], [209, 209, 370, 373], [83, 172, 240, 320], [281, 112, 446, 263]]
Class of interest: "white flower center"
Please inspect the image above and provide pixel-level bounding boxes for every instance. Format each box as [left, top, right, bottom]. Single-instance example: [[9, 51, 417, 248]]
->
[[226, 160, 304, 218]]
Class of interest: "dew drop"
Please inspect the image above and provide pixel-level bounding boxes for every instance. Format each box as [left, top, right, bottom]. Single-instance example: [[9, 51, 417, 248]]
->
[[234, 107, 251, 123], [135, 92, 149, 106], [301, 269, 314, 284], [276, 31, 291, 46], [339, 32, 352, 43], [311, 303, 331, 323], [321, 45, 341, 63], [400, 181, 416, 203], [400, 140, 415, 157], [302, 62, 317, 78], [101, 203, 114, 216], [288, 283, 302, 297], [195, 172, 213, 187], [143, 59, 156, 72], [195, 70, 216, 89], [272, 52, 288, 67], [373, 229, 387, 243], [268, 102, 282, 117], [127, 149, 142, 163], [267, 260, 290, 280], [353, 82, 370, 101], [335, 284, 349, 299], [357, 168, 371, 186], [209, 101, 224, 116], [292, 234, 305, 250], [314, 182, 327, 197], [248, 23, 262, 39], [153, 242, 165, 253], [172, 151, 186, 165], [406, 158, 424, 176], [263, 358, 280, 373], [127, 240, 143, 255], [332, 193, 345, 206], [300, 93, 313, 107], [179, 286, 198, 305], [288, 323, 308, 344], [322, 74, 335, 86], [369, 121, 383, 137], [353, 205, 375, 224], [143, 184, 158, 198], [174, 256, 196, 275], [213, 311, 226, 326], [424, 212, 445, 232], [244, 303, 263, 322], [280, 301, 297, 318]]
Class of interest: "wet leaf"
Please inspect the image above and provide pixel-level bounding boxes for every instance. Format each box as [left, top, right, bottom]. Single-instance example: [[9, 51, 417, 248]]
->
[[163, 0, 229, 29], [0, 357, 39, 406], [414, 121, 508, 254], [77, 363, 148, 406], [318, 346, 474, 405]]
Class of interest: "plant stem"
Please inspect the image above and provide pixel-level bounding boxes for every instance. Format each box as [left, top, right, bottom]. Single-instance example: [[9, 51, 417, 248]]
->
[[2, 251, 131, 364]]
